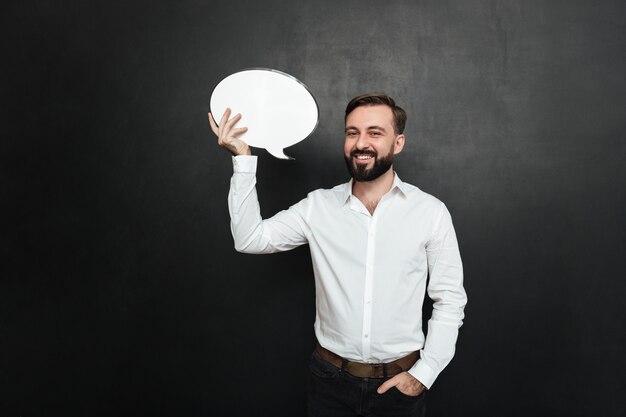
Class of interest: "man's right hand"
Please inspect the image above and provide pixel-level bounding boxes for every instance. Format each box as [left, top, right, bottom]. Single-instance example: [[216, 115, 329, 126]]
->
[[208, 108, 251, 156]]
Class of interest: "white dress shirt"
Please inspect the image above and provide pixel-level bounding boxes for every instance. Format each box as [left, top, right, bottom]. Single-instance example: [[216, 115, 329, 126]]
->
[[228, 155, 467, 388]]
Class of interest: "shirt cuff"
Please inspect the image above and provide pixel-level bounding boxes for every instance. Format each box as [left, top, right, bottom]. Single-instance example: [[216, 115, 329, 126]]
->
[[232, 155, 257, 173], [408, 357, 437, 389]]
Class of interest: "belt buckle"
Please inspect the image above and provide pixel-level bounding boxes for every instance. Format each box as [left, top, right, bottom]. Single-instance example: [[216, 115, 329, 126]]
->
[[345, 361, 386, 378]]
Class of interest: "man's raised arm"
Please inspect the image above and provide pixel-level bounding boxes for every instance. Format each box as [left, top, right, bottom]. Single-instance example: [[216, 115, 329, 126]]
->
[[208, 109, 309, 254]]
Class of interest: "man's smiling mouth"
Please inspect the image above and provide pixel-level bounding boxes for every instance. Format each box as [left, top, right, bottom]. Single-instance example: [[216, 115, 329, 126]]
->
[[352, 151, 377, 161]]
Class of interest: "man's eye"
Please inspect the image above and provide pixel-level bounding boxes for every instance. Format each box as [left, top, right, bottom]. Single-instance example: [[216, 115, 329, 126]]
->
[[370, 131, 381, 136], [347, 132, 357, 136]]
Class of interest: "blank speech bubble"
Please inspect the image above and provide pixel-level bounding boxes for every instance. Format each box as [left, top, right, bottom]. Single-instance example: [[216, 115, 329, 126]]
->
[[210, 68, 319, 159]]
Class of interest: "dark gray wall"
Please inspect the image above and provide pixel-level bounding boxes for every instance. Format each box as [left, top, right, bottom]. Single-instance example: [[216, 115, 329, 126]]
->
[[2, 0, 625, 416]]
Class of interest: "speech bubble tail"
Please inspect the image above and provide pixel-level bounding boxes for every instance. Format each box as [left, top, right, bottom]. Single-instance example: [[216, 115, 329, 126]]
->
[[267, 148, 294, 160]]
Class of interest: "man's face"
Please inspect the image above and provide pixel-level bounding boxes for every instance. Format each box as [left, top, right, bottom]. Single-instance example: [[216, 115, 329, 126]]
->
[[344, 105, 405, 182]]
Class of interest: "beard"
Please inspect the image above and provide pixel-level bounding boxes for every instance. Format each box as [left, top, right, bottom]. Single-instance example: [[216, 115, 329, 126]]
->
[[344, 148, 394, 182]]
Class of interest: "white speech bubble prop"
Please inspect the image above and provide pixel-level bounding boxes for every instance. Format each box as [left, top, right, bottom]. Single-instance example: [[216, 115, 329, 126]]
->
[[210, 68, 319, 159]]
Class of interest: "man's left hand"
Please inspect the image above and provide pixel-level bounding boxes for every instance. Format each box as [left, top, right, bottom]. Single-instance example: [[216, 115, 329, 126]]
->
[[377, 372, 426, 397]]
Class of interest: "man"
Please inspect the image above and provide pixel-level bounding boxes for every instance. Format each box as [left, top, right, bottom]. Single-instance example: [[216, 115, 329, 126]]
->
[[208, 93, 467, 417]]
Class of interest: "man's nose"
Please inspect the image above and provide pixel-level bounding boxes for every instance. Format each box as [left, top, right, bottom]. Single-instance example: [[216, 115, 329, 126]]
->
[[355, 133, 370, 149]]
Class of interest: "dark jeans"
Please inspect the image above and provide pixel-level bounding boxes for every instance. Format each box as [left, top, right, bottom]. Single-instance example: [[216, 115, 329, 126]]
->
[[307, 350, 427, 417]]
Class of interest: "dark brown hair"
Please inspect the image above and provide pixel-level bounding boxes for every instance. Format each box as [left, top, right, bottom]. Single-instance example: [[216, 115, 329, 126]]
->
[[344, 93, 407, 134]]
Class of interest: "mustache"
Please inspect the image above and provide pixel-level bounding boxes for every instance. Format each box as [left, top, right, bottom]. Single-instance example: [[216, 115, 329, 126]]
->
[[350, 150, 377, 158]]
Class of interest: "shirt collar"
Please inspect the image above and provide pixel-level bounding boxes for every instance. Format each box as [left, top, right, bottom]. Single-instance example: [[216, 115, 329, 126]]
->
[[342, 172, 408, 205], [392, 172, 409, 197]]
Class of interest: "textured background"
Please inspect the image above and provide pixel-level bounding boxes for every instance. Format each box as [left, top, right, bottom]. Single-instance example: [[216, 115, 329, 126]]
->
[[2, 0, 625, 415]]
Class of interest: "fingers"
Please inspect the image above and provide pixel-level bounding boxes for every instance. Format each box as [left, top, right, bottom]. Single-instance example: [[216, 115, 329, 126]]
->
[[208, 112, 219, 135], [217, 123, 247, 145], [224, 112, 242, 132], [377, 374, 400, 394], [221, 114, 246, 142], [209, 108, 251, 157], [208, 108, 247, 140], [218, 107, 231, 133], [378, 373, 425, 397], [231, 126, 248, 137]]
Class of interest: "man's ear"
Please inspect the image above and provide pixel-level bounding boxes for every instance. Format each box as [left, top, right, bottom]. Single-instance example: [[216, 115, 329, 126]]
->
[[394, 134, 405, 155]]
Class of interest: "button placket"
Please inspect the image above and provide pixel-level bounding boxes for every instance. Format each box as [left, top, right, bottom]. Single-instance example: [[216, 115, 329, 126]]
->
[[362, 215, 377, 361]]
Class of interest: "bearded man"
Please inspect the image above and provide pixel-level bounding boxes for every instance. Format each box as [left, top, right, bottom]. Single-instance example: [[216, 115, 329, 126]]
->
[[208, 93, 467, 417]]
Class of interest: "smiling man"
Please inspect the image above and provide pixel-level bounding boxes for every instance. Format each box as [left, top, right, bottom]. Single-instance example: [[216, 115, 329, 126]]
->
[[209, 93, 467, 417]]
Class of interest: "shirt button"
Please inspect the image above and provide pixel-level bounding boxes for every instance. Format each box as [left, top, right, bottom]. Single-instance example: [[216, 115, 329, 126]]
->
[[364, 334, 368, 338]]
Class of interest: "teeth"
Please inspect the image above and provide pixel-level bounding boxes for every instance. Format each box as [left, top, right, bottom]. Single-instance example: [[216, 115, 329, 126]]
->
[[356, 155, 373, 159]]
